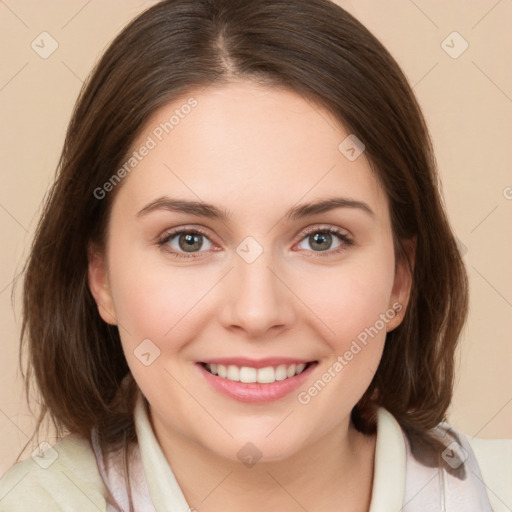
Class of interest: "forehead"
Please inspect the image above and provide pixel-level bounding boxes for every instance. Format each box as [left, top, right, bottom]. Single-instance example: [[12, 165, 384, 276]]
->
[[113, 80, 387, 222]]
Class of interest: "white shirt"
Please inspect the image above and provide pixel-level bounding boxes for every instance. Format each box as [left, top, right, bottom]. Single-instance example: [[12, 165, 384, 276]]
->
[[1, 389, 511, 511]]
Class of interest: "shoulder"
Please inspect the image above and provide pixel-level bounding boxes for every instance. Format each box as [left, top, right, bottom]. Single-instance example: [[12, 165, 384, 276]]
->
[[380, 408, 512, 511], [433, 420, 512, 511], [465, 434, 512, 510], [0, 434, 109, 512]]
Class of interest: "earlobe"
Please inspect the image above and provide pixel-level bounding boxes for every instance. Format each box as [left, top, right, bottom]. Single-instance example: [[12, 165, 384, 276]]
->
[[387, 236, 416, 332], [87, 244, 118, 326]]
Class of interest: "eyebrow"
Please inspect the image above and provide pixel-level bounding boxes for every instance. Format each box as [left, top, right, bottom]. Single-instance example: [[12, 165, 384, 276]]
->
[[136, 196, 374, 221]]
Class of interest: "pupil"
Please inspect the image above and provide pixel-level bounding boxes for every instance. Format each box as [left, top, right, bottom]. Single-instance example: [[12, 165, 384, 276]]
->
[[311, 232, 331, 251], [180, 233, 202, 252]]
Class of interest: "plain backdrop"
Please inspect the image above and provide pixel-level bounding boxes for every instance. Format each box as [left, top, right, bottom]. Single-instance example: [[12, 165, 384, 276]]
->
[[1, 0, 511, 473]]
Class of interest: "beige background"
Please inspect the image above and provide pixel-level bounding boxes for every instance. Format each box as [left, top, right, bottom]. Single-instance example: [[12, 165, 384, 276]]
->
[[1, 0, 511, 473]]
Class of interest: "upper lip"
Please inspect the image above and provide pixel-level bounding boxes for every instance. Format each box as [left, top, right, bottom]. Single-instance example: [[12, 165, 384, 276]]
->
[[198, 357, 316, 369]]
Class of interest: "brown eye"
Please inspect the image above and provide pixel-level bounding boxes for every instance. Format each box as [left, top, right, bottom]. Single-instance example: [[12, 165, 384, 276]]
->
[[158, 229, 214, 259], [308, 232, 334, 251], [178, 232, 205, 252], [296, 226, 353, 257]]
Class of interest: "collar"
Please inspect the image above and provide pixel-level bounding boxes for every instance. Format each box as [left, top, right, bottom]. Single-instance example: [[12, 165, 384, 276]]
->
[[132, 391, 406, 511], [368, 407, 406, 510], [94, 390, 490, 511]]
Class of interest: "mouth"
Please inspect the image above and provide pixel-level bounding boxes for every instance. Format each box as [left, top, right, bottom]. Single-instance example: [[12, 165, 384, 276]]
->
[[196, 359, 319, 403]]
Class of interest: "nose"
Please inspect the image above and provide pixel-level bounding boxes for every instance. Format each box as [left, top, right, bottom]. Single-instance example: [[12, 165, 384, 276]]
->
[[218, 249, 296, 339]]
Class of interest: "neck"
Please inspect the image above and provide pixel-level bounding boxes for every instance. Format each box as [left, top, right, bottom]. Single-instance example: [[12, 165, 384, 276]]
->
[[150, 410, 376, 512]]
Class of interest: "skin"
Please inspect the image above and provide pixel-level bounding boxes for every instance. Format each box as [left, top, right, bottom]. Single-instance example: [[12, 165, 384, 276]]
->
[[88, 80, 414, 512]]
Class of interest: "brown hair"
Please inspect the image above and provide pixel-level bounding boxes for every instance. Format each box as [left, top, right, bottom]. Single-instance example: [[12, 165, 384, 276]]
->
[[17, 0, 469, 505]]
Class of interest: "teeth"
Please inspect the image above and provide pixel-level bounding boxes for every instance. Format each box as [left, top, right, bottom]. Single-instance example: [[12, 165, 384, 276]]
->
[[239, 366, 257, 383], [296, 363, 306, 374], [275, 365, 288, 381], [204, 362, 310, 383], [254, 366, 274, 384], [226, 365, 240, 381]]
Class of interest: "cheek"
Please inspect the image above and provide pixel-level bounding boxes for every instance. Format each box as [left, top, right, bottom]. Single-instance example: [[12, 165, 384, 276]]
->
[[106, 247, 204, 405], [292, 249, 396, 402], [296, 254, 396, 348], [108, 238, 210, 344], [292, 259, 396, 426]]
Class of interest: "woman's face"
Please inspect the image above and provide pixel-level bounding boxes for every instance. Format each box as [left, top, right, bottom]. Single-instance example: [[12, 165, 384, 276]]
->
[[89, 80, 412, 462]]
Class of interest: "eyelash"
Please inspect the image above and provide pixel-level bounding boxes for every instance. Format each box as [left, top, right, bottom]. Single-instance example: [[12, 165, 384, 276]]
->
[[156, 225, 353, 260]]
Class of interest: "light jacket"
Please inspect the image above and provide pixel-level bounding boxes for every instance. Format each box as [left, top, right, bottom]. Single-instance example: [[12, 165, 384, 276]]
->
[[1, 390, 511, 511]]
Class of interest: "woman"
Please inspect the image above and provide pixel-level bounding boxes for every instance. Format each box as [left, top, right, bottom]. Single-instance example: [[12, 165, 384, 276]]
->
[[1, 0, 510, 510]]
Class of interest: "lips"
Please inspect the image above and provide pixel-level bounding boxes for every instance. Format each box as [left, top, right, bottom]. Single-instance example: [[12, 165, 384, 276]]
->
[[196, 358, 318, 402]]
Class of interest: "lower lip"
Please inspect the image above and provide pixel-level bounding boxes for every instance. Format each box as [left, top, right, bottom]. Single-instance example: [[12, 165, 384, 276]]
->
[[196, 362, 317, 403]]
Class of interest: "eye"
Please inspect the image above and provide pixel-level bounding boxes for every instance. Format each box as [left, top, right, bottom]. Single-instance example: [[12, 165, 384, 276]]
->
[[157, 228, 215, 259], [295, 225, 353, 257], [157, 224, 353, 260]]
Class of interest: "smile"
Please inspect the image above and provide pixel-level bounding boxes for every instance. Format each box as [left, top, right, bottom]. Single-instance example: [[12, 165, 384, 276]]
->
[[196, 359, 318, 403]]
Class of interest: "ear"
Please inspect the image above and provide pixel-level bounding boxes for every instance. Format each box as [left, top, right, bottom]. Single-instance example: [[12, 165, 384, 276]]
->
[[386, 236, 416, 332], [87, 243, 118, 326]]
